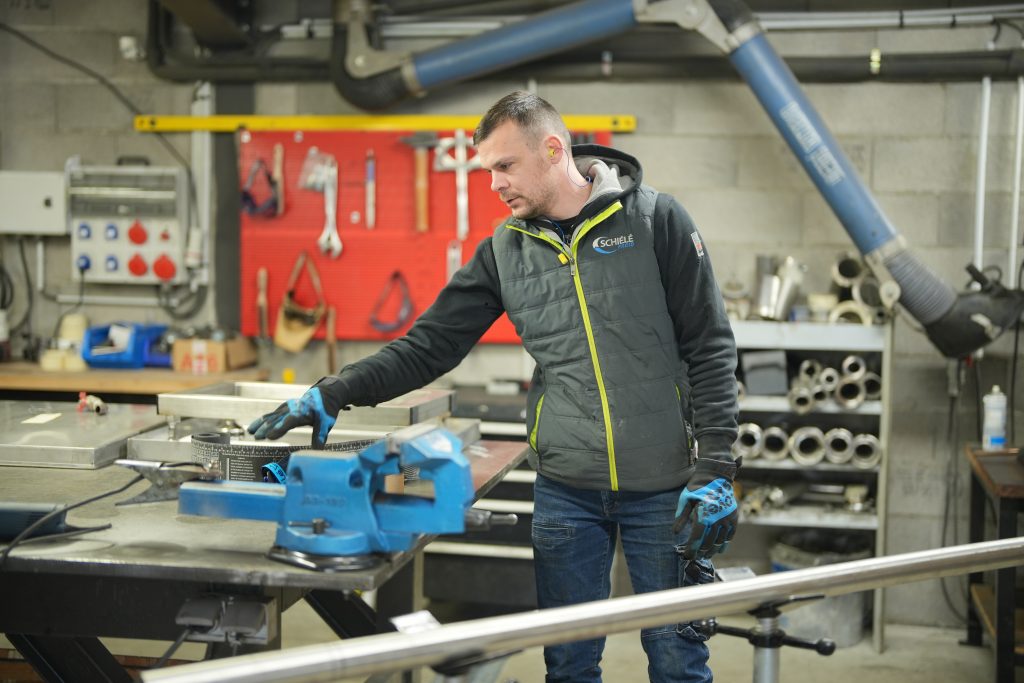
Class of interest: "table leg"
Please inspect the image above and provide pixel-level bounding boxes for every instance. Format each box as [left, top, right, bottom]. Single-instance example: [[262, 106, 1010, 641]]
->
[[963, 471, 985, 647], [7, 634, 131, 683], [994, 498, 1018, 683]]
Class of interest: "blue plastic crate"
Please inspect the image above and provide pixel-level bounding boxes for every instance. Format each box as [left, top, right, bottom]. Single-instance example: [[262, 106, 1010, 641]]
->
[[82, 323, 170, 369]]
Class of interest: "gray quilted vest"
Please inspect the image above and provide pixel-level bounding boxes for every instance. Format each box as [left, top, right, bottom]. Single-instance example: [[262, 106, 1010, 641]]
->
[[492, 185, 696, 492]]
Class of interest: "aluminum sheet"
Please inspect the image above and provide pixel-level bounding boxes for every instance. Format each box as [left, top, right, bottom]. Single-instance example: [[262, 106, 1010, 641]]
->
[[157, 383, 455, 427], [0, 400, 163, 469]]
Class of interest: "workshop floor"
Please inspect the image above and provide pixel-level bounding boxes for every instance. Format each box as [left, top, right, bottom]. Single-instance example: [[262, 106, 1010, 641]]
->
[[275, 600, 1020, 683]]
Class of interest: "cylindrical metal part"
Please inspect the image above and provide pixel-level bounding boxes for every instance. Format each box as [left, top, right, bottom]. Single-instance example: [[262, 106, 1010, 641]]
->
[[810, 384, 829, 404], [798, 359, 822, 383], [788, 426, 826, 466], [142, 538, 1024, 683], [862, 371, 882, 401], [733, 423, 764, 460], [828, 300, 873, 325], [824, 427, 855, 464], [831, 252, 866, 288], [851, 433, 883, 469], [841, 355, 867, 380], [788, 384, 815, 414], [852, 274, 883, 308], [753, 616, 781, 683], [760, 426, 790, 461], [818, 367, 840, 392], [834, 376, 866, 409]]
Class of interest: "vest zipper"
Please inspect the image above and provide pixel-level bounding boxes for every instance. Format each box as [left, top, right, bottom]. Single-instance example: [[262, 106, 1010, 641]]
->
[[505, 200, 625, 490]]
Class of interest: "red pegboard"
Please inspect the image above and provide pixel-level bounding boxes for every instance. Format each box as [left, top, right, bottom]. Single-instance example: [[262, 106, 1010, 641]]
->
[[238, 129, 612, 343]]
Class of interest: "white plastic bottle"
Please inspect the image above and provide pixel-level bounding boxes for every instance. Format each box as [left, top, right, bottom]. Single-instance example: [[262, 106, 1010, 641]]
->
[[982, 385, 1008, 450]]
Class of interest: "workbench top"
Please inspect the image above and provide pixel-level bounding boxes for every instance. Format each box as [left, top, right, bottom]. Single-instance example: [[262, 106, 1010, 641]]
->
[[0, 362, 269, 395], [0, 439, 528, 592]]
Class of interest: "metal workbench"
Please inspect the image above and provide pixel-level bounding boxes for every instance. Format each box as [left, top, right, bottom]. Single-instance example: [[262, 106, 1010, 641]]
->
[[0, 439, 528, 682]]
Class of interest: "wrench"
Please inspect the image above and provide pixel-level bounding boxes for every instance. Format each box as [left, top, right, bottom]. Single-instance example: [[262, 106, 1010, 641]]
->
[[317, 160, 342, 258]]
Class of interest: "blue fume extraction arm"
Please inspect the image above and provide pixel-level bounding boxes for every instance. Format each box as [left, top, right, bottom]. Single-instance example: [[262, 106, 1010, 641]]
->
[[333, 0, 1024, 359]]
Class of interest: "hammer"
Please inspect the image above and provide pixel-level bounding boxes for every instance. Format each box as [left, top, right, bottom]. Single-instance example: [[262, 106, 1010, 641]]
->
[[399, 132, 439, 233]]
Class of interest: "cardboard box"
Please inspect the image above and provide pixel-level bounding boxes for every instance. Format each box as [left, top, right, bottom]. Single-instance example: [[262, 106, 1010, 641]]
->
[[172, 337, 257, 374]]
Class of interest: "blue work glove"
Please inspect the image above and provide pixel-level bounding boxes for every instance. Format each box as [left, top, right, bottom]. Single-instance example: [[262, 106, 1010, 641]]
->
[[247, 377, 347, 449], [673, 458, 739, 560]]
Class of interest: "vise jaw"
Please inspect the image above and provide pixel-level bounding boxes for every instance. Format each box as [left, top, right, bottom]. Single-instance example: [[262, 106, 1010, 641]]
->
[[178, 425, 473, 570]]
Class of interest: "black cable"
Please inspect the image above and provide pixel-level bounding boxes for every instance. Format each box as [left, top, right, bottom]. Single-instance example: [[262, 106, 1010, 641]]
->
[[11, 237, 32, 334], [939, 381, 967, 623], [51, 267, 86, 341], [13, 523, 112, 545], [973, 360, 983, 443], [0, 474, 143, 567], [152, 628, 192, 669]]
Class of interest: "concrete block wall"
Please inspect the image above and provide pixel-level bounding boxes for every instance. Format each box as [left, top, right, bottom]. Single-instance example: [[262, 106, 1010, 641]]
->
[[2, 8, 1021, 628]]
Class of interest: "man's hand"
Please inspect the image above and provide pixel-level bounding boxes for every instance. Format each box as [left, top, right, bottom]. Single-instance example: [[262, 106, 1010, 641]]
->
[[673, 459, 738, 560], [247, 380, 345, 449]]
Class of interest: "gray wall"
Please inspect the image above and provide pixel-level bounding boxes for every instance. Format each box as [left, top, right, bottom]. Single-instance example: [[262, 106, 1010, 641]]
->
[[2, 3, 1021, 627]]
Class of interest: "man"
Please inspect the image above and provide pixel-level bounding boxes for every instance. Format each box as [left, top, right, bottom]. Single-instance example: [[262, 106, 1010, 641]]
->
[[250, 91, 739, 683]]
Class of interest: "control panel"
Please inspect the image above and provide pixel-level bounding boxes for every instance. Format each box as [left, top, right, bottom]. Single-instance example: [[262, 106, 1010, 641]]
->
[[67, 160, 188, 285]]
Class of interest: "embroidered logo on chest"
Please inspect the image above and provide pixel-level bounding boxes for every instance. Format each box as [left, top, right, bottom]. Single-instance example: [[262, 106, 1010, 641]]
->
[[592, 233, 635, 255]]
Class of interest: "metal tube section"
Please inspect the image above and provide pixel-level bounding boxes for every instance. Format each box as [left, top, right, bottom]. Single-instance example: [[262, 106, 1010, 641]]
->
[[1011, 75, 1024, 288], [975, 74, 992, 272], [411, 0, 636, 90], [143, 538, 1024, 683], [727, 33, 897, 255], [753, 617, 779, 683]]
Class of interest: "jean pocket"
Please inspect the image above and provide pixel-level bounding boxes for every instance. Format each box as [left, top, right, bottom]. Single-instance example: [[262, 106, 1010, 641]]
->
[[677, 557, 716, 641], [531, 521, 573, 552]]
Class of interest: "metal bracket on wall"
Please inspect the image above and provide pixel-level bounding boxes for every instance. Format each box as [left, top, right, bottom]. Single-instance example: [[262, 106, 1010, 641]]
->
[[134, 114, 637, 134]]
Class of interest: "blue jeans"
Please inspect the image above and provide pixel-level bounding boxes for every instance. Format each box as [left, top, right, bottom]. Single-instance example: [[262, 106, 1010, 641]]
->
[[532, 474, 714, 683]]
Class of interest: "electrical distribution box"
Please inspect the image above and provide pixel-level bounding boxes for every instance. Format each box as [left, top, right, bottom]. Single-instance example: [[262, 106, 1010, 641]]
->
[[66, 159, 189, 285], [0, 171, 67, 235]]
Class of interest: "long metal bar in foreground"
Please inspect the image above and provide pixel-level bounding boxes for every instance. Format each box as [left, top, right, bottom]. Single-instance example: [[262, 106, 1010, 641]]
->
[[144, 537, 1024, 683]]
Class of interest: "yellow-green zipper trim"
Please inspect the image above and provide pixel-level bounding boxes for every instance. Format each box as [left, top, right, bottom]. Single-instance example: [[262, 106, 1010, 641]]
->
[[506, 200, 625, 489], [570, 201, 624, 489], [529, 393, 545, 451]]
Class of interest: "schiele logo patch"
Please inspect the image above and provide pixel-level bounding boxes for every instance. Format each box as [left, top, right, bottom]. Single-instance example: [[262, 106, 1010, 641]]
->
[[691, 231, 704, 258], [592, 233, 635, 255]]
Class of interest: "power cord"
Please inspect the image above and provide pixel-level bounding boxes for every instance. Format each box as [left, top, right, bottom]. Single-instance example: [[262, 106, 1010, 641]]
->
[[0, 474, 143, 567], [152, 628, 193, 669], [51, 266, 87, 341]]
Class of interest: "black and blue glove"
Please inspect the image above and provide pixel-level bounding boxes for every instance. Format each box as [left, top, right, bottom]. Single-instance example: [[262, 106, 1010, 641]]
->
[[248, 377, 347, 449], [673, 458, 739, 560]]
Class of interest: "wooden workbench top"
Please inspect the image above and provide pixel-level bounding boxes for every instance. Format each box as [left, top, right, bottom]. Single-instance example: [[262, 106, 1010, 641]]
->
[[0, 361, 269, 395]]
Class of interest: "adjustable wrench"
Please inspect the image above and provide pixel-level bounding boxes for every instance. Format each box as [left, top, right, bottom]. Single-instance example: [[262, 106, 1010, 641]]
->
[[316, 160, 342, 259]]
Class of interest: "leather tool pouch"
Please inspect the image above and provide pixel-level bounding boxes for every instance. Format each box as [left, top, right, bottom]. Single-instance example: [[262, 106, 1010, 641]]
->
[[274, 251, 326, 352]]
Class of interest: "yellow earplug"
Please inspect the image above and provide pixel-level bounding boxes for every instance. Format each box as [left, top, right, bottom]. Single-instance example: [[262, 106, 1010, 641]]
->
[[549, 148, 556, 157]]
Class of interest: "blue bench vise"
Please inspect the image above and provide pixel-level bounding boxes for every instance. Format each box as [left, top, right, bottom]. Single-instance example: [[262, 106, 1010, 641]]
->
[[178, 424, 474, 571]]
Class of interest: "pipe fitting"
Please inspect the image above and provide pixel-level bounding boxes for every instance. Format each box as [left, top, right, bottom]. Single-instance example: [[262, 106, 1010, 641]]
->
[[851, 433, 883, 469], [789, 426, 826, 466], [841, 355, 867, 380], [760, 426, 790, 461], [862, 371, 882, 401], [823, 427, 855, 464], [788, 384, 816, 414], [831, 252, 866, 288], [733, 423, 763, 460], [835, 375, 866, 409], [828, 300, 873, 325], [818, 366, 840, 392], [798, 359, 822, 384]]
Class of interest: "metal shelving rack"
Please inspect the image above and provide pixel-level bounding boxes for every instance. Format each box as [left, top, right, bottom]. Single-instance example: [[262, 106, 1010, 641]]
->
[[731, 319, 894, 652]]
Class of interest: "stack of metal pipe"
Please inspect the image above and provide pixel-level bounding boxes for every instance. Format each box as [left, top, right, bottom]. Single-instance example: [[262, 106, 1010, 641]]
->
[[732, 422, 883, 469]]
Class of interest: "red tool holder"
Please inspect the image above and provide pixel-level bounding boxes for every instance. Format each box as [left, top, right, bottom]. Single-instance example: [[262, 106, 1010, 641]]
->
[[238, 129, 612, 344]]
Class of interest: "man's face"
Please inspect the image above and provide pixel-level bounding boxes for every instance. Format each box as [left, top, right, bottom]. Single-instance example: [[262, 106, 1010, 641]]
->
[[477, 121, 557, 220]]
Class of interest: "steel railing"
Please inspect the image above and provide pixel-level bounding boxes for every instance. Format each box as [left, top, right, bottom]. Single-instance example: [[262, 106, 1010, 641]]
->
[[143, 537, 1024, 683]]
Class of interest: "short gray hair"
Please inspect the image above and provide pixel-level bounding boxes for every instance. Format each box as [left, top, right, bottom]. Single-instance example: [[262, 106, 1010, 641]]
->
[[474, 91, 570, 149]]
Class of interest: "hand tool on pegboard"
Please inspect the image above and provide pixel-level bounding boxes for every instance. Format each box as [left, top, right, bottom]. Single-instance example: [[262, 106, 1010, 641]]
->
[[326, 306, 337, 374], [274, 251, 325, 352], [272, 143, 285, 215], [434, 129, 482, 280], [257, 267, 269, 342], [299, 147, 342, 259], [364, 149, 376, 230], [399, 132, 439, 233]]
